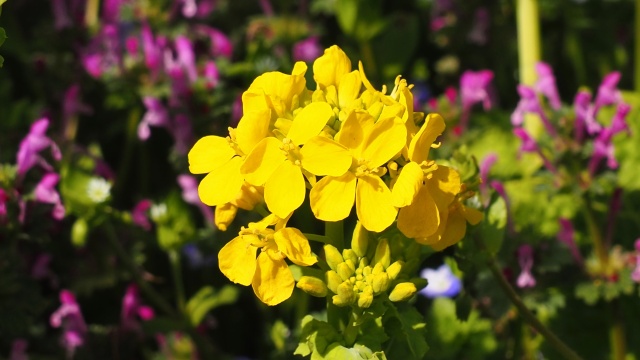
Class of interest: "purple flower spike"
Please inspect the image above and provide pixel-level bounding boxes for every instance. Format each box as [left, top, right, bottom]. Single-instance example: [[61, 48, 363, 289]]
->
[[594, 72, 622, 111], [573, 90, 592, 143], [121, 284, 155, 331], [516, 245, 536, 288], [293, 37, 322, 63], [513, 128, 538, 153], [101, 0, 122, 24], [139, 97, 170, 141], [142, 24, 163, 77], [132, 199, 153, 231], [34, 173, 65, 220], [588, 102, 631, 176], [419, 264, 462, 298], [198, 26, 233, 59], [175, 36, 198, 83], [459, 70, 493, 129], [50, 290, 87, 358], [535, 62, 562, 110], [17, 118, 62, 177], [203, 61, 220, 89], [558, 218, 583, 266]]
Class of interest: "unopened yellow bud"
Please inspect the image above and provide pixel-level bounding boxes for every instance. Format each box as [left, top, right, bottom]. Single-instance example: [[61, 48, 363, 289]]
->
[[359, 257, 369, 269], [324, 245, 344, 271], [296, 276, 328, 297], [389, 282, 417, 302], [372, 262, 384, 275], [214, 203, 237, 231], [386, 261, 403, 280], [374, 238, 391, 269], [410, 277, 429, 291], [344, 259, 356, 272], [363, 265, 373, 277], [343, 249, 359, 267], [351, 222, 369, 257], [357, 287, 374, 308], [326, 270, 342, 293], [332, 283, 356, 306], [372, 272, 390, 294], [337, 262, 354, 281]]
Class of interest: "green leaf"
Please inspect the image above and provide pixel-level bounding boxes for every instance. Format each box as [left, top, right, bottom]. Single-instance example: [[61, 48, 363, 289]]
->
[[481, 196, 507, 256], [141, 317, 187, 334], [0, 28, 6, 48], [382, 302, 429, 360], [185, 285, 239, 326], [335, 0, 388, 42], [295, 315, 343, 358], [575, 282, 601, 305]]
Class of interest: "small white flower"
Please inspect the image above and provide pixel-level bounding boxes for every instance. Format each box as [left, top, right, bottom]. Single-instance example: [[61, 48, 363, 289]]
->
[[86, 178, 112, 203], [150, 203, 168, 221]]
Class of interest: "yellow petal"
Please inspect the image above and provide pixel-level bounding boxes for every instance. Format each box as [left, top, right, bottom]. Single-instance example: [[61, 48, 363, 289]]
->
[[335, 110, 374, 156], [242, 90, 271, 115], [291, 61, 308, 76], [362, 117, 407, 169], [287, 102, 334, 146], [313, 45, 351, 89], [430, 209, 467, 251], [214, 203, 237, 231], [241, 137, 286, 186], [356, 174, 397, 232], [358, 61, 377, 93], [399, 86, 419, 135], [310, 172, 357, 221], [462, 205, 484, 225], [300, 136, 352, 176], [252, 252, 294, 306], [338, 70, 362, 109], [408, 113, 445, 163], [264, 161, 305, 218], [218, 236, 257, 286], [235, 108, 272, 155], [391, 161, 424, 208], [274, 227, 317, 266], [188, 136, 235, 174], [426, 166, 461, 209], [247, 67, 306, 109], [198, 156, 244, 206], [397, 185, 440, 238], [379, 102, 405, 122]]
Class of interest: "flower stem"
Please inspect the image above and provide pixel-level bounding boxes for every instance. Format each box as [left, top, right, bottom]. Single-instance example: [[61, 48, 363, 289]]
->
[[516, 0, 541, 85], [582, 195, 609, 272], [303, 233, 333, 244], [475, 237, 583, 360], [169, 249, 186, 313], [325, 221, 344, 249], [343, 309, 362, 347], [635, 0, 640, 91], [609, 301, 627, 360]]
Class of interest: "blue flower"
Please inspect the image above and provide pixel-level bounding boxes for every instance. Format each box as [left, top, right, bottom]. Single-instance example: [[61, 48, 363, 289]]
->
[[419, 264, 462, 298]]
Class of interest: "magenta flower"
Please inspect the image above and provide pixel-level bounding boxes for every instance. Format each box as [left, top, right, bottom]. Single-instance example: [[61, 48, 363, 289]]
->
[[142, 23, 163, 77], [444, 86, 457, 104], [513, 128, 538, 153], [588, 102, 631, 175], [516, 245, 536, 288], [177, 174, 213, 224], [419, 264, 462, 298], [468, 7, 490, 45], [17, 118, 61, 177], [632, 239, 640, 283], [293, 37, 322, 63], [558, 218, 583, 266], [81, 24, 122, 78], [594, 72, 622, 111], [132, 199, 153, 231], [203, 61, 220, 89], [479, 153, 498, 205], [50, 290, 87, 358], [63, 84, 92, 125], [535, 62, 561, 110], [174, 36, 198, 83], [9, 339, 28, 360], [34, 173, 65, 220], [101, 0, 122, 23], [0, 189, 8, 221], [121, 284, 155, 331], [573, 90, 592, 142], [138, 97, 171, 141], [180, 0, 198, 18], [459, 70, 493, 129], [125, 36, 139, 59], [51, 0, 72, 30], [231, 93, 243, 127], [198, 26, 233, 59], [171, 114, 194, 156]]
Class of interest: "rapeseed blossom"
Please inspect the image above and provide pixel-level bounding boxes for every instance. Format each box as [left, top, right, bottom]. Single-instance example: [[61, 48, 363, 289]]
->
[[189, 44, 481, 305]]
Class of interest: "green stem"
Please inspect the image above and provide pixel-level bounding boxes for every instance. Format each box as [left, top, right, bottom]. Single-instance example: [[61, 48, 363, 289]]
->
[[113, 109, 140, 204], [582, 196, 609, 272], [609, 301, 626, 360], [516, 0, 541, 85], [169, 250, 186, 313], [303, 233, 333, 244], [635, 0, 640, 91], [343, 309, 362, 347], [103, 221, 176, 316], [476, 237, 583, 360], [325, 221, 344, 249], [84, 0, 100, 32]]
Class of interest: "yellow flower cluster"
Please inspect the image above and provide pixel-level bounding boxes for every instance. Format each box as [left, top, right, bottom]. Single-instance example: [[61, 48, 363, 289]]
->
[[188, 45, 481, 305]]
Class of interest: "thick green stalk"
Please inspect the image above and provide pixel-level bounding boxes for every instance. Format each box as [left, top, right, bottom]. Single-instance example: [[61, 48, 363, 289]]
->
[[516, 0, 541, 85], [343, 309, 362, 347], [609, 302, 626, 360], [582, 196, 609, 271], [325, 221, 344, 249], [635, 0, 640, 91], [169, 250, 186, 312], [476, 237, 583, 360]]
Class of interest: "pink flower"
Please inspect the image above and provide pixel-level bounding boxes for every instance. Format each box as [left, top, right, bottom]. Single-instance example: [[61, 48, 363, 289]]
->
[[203, 61, 220, 89], [121, 284, 155, 331], [594, 72, 622, 111], [174, 36, 198, 83], [180, 0, 198, 18], [81, 24, 122, 78], [588, 103, 631, 176], [138, 97, 170, 141], [9, 339, 28, 360], [63, 84, 92, 124], [516, 245, 536, 288], [142, 23, 163, 76], [535, 62, 561, 110], [51, 0, 72, 30], [101, 0, 122, 23], [34, 173, 65, 220], [132, 199, 152, 231], [17, 118, 61, 177], [0, 189, 8, 221], [178, 175, 213, 224], [632, 239, 640, 283], [171, 115, 194, 156], [573, 90, 592, 142], [513, 128, 538, 153], [197, 26, 233, 59], [50, 290, 87, 358], [511, 85, 557, 137], [460, 70, 493, 129], [292, 37, 322, 63], [558, 218, 583, 266]]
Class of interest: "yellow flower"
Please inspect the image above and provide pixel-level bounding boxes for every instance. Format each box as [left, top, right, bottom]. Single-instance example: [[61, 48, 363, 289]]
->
[[243, 62, 309, 118], [312, 46, 364, 118], [214, 183, 264, 231], [241, 102, 352, 218], [310, 110, 407, 232], [189, 108, 271, 206], [391, 114, 447, 238], [218, 214, 317, 306]]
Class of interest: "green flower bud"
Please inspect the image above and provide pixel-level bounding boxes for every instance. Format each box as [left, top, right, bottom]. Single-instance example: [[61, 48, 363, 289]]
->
[[386, 261, 403, 280], [343, 249, 359, 267], [389, 282, 417, 302], [351, 222, 369, 257], [372, 272, 390, 294], [374, 238, 391, 269], [332, 282, 356, 306], [337, 262, 354, 281], [326, 270, 342, 293], [71, 218, 89, 247], [324, 244, 344, 271], [296, 276, 328, 297], [357, 287, 374, 308]]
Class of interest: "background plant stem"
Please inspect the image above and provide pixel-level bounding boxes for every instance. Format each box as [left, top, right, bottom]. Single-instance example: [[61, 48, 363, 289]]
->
[[169, 249, 186, 313], [516, 0, 541, 85]]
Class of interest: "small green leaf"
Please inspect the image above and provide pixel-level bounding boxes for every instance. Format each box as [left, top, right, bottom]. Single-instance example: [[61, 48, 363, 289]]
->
[[382, 302, 429, 360], [0, 28, 6, 48], [185, 285, 239, 326], [481, 196, 507, 256], [575, 282, 601, 305]]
